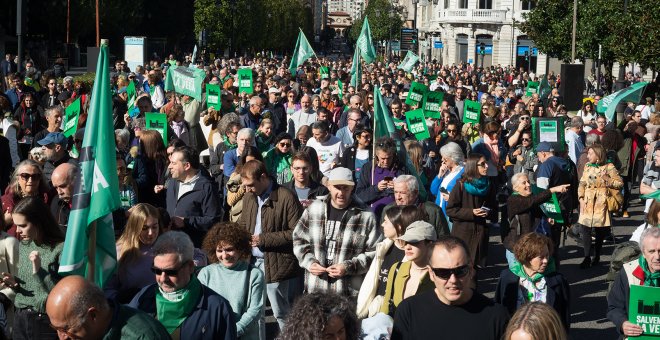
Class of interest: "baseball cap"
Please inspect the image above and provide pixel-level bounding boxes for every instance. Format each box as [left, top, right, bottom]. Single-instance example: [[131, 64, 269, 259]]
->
[[536, 141, 555, 153], [327, 167, 354, 186], [397, 221, 437, 244], [38, 132, 68, 147]]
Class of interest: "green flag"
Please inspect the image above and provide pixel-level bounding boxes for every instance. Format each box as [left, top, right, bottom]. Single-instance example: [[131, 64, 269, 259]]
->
[[59, 43, 121, 287], [539, 76, 551, 101], [126, 81, 137, 114], [62, 97, 81, 138], [356, 17, 377, 64], [337, 79, 344, 100], [398, 51, 420, 73], [350, 46, 361, 88], [597, 82, 649, 122], [288, 29, 316, 75], [525, 81, 539, 97]]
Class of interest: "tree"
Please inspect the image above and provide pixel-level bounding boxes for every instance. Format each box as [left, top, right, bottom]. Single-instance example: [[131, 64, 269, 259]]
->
[[348, 0, 402, 44]]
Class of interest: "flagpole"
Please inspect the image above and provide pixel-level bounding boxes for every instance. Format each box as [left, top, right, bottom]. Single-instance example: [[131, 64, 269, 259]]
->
[[86, 221, 97, 283]]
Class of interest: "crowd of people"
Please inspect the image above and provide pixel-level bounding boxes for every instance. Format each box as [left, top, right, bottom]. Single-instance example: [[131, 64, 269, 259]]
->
[[0, 49, 658, 340]]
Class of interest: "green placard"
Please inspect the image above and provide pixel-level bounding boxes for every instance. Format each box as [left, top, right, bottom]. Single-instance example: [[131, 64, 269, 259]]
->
[[532, 186, 564, 223], [463, 99, 481, 124], [422, 91, 444, 119], [629, 285, 660, 339], [145, 112, 168, 145], [206, 83, 221, 111], [531, 117, 565, 152], [337, 79, 344, 100], [63, 97, 81, 138], [405, 108, 430, 141], [126, 81, 137, 111], [238, 68, 253, 94], [405, 82, 427, 107], [164, 66, 205, 101], [526, 81, 539, 97], [319, 66, 329, 79]]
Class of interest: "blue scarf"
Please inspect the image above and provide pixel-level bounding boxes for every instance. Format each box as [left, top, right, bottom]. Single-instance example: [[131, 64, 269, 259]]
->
[[464, 177, 489, 197]]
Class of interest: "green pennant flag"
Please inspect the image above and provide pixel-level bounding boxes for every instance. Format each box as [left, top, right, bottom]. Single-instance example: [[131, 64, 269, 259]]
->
[[597, 81, 649, 122], [350, 46, 361, 88], [59, 43, 120, 287], [373, 87, 427, 199], [206, 83, 221, 110], [164, 65, 205, 101], [288, 29, 316, 75], [337, 79, 344, 100], [126, 81, 137, 114], [398, 51, 420, 73], [405, 82, 427, 106], [238, 68, 253, 94], [463, 99, 481, 124], [525, 81, 539, 97], [422, 91, 444, 119], [63, 97, 81, 138], [405, 108, 431, 140], [145, 112, 168, 145], [356, 17, 377, 64]]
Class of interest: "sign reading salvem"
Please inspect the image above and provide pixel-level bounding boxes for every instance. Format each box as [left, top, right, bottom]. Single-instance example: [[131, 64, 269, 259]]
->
[[422, 91, 444, 119], [629, 285, 660, 339], [164, 66, 205, 101], [206, 83, 221, 111], [406, 108, 430, 140], [145, 112, 168, 145], [238, 68, 253, 94], [405, 82, 427, 107], [463, 99, 481, 124], [63, 97, 81, 138]]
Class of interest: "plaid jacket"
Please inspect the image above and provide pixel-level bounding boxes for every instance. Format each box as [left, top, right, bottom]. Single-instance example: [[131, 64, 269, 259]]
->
[[293, 196, 381, 296]]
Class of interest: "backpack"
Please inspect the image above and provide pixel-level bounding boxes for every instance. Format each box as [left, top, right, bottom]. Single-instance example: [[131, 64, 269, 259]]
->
[[606, 240, 641, 293]]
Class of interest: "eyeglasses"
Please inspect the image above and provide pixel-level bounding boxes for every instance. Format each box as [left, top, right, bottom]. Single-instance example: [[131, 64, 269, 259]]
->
[[446, 129, 457, 133], [151, 264, 184, 276], [430, 265, 470, 280], [395, 239, 420, 248], [521, 138, 531, 142], [477, 162, 488, 167], [278, 142, 291, 147], [19, 173, 40, 181], [519, 116, 530, 121]]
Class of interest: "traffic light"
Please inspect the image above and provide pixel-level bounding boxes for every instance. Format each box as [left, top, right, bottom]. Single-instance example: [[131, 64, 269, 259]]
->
[[479, 43, 486, 55], [400, 28, 418, 53]]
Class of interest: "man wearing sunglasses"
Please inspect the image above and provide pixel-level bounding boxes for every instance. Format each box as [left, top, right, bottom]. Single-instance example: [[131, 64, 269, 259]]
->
[[130, 231, 237, 339], [37, 132, 77, 184], [391, 236, 509, 340]]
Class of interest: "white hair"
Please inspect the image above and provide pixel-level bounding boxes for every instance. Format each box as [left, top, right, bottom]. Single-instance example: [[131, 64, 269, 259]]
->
[[394, 175, 418, 193], [640, 227, 660, 252], [237, 128, 255, 143], [511, 172, 529, 191], [440, 142, 464, 165]]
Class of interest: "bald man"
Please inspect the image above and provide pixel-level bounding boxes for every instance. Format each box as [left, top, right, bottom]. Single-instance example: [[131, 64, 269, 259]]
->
[[46, 275, 169, 340], [50, 163, 77, 232]]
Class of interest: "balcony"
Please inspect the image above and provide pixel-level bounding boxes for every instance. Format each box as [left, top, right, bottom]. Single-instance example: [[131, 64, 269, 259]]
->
[[437, 9, 509, 24]]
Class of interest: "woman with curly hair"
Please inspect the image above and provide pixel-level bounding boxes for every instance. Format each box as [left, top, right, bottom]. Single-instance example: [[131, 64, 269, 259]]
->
[[105, 203, 162, 303], [198, 222, 264, 340], [278, 292, 359, 340]]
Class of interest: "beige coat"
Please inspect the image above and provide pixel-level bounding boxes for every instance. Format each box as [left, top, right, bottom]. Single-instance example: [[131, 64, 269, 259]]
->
[[578, 163, 623, 227]]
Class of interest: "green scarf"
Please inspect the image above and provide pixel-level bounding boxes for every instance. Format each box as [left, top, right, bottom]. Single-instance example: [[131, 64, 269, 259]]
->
[[223, 135, 237, 150], [638, 256, 660, 287], [464, 177, 489, 197], [586, 163, 600, 168], [155, 276, 203, 334], [510, 258, 556, 283]]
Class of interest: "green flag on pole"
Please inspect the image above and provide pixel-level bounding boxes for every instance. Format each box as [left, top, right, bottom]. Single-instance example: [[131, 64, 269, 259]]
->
[[59, 42, 121, 287], [398, 51, 420, 73], [597, 82, 649, 122], [356, 17, 377, 64], [538, 76, 551, 102], [288, 29, 316, 76], [373, 86, 427, 199], [350, 46, 361, 88]]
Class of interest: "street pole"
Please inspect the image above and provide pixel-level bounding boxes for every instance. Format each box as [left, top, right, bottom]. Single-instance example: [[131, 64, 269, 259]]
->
[[511, 5, 515, 68], [571, 0, 577, 62], [96, 0, 100, 47], [597, 44, 601, 94], [16, 0, 23, 71], [66, 0, 70, 44]]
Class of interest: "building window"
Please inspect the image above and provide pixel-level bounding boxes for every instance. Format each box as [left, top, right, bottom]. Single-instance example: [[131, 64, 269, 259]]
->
[[479, 0, 492, 9], [458, 0, 468, 9], [444, 0, 449, 9], [521, 0, 536, 10]]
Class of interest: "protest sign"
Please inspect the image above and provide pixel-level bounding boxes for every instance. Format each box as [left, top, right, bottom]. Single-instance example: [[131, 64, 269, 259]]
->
[[405, 109, 430, 140], [238, 68, 253, 94], [206, 83, 221, 111], [463, 100, 481, 124], [145, 113, 168, 145], [319, 66, 329, 79], [164, 66, 205, 101], [526, 81, 539, 97], [531, 117, 565, 152], [399, 51, 420, 73], [422, 91, 444, 119], [126, 81, 137, 116], [629, 285, 660, 339], [63, 97, 81, 138], [405, 82, 427, 107], [533, 186, 564, 223]]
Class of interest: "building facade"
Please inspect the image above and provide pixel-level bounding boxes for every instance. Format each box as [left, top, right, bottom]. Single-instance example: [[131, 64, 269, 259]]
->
[[327, 0, 367, 20]]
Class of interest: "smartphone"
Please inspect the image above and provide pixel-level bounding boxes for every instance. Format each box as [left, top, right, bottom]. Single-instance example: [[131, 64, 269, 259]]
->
[[384, 176, 394, 181], [480, 206, 491, 212], [440, 187, 449, 194]]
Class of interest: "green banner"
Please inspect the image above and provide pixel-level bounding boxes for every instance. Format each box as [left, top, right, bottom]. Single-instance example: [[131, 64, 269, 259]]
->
[[145, 112, 168, 145], [206, 83, 221, 111], [406, 108, 430, 141], [629, 285, 660, 339], [526, 81, 539, 97], [164, 65, 205, 101], [320, 66, 329, 79], [63, 97, 81, 138], [238, 68, 253, 94], [597, 81, 649, 122], [399, 51, 420, 73], [406, 82, 427, 107], [422, 91, 444, 119], [463, 99, 481, 124]]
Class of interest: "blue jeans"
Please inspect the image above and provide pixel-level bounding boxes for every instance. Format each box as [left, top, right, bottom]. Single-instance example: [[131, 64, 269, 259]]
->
[[254, 258, 301, 338]]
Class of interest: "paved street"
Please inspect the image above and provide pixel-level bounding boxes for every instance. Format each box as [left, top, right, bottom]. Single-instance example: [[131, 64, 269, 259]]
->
[[477, 189, 646, 339]]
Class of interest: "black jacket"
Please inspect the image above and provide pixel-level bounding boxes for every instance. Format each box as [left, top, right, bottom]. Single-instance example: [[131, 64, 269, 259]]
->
[[494, 268, 571, 331], [339, 146, 372, 172]]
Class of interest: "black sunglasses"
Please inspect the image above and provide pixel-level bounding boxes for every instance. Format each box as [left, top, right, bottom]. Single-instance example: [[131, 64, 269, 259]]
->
[[19, 173, 41, 181], [151, 265, 184, 276], [430, 265, 470, 280]]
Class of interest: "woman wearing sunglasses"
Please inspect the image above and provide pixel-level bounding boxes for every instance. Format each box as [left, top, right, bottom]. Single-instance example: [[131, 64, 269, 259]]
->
[[379, 220, 437, 317], [105, 203, 162, 304], [495, 233, 570, 331], [264, 132, 294, 185], [1, 160, 49, 237]]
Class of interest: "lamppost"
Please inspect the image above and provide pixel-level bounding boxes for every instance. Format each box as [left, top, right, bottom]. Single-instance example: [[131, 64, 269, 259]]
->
[[412, 0, 418, 30]]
